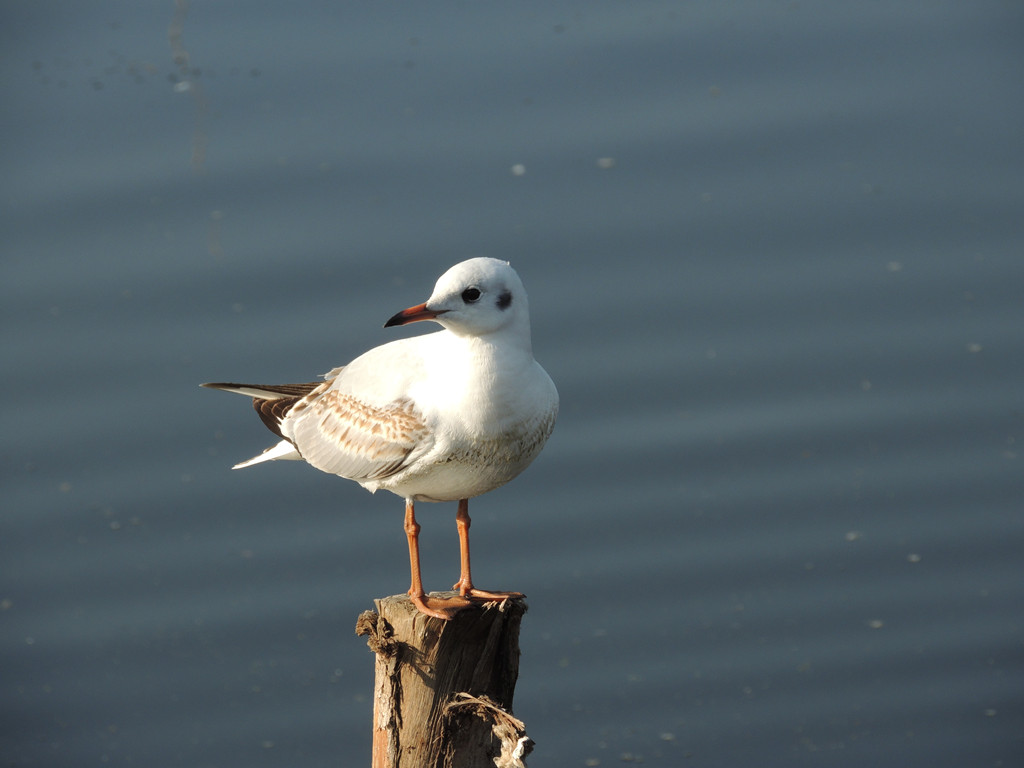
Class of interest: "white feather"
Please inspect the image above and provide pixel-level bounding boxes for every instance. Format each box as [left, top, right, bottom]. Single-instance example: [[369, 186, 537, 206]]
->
[[232, 439, 301, 469]]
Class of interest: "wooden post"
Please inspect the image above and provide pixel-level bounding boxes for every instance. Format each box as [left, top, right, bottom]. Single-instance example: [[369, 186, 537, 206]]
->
[[355, 593, 532, 768]]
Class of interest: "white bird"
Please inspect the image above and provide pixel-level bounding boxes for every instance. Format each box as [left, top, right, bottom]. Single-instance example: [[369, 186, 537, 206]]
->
[[203, 258, 558, 619]]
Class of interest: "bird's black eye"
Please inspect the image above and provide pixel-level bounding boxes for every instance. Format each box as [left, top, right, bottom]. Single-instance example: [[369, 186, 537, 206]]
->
[[461, 287, 482, 303]]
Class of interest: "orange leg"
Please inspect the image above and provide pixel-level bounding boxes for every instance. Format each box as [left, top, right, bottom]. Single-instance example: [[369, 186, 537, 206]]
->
[[404, 499, 471, 620], [451, 498, 525, 601]]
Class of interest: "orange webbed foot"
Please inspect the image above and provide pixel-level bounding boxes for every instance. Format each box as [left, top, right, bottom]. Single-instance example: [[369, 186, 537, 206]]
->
[[408, 590, 476, 620], [452, 579, 525, 602]]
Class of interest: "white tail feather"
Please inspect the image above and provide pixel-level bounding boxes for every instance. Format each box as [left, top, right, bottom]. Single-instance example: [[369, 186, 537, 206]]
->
[[232, 439, 301, 469]]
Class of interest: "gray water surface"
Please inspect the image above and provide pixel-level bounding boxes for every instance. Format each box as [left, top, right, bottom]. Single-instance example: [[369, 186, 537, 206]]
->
[[3, 2, 1022, 766]]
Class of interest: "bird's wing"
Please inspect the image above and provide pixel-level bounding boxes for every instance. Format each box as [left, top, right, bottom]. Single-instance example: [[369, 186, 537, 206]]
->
[[284, 391, 432, 481], [201, 381, 325, 399], [203, 380, 332, 442]]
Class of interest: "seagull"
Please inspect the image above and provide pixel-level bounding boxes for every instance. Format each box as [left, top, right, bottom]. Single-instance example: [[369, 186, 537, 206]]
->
[[203, 258, 558, 619]]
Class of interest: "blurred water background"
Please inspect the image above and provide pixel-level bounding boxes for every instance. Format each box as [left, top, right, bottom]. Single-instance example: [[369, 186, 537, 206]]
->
[[3, 2, 1022, 766]]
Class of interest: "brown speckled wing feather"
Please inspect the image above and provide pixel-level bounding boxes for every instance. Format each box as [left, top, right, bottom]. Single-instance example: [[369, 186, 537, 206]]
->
[[250, 381, 330, 440], [285, 390, 432, 481]]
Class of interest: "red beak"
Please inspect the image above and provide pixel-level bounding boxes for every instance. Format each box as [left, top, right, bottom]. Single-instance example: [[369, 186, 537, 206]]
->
[[384, 302, 446, 328]]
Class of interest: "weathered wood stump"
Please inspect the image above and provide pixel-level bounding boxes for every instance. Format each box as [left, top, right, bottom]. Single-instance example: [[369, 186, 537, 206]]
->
[[355, 593, 531, 768]]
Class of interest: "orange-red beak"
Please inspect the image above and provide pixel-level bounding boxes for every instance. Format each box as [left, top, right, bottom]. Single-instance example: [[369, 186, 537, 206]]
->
[[384, 302, 446, 328]]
